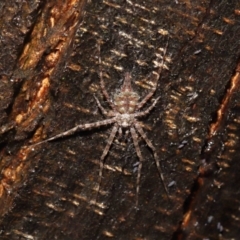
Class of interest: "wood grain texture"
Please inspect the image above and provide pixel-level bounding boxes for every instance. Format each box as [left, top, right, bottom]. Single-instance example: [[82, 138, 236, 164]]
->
[[0, 0, 240, 239]]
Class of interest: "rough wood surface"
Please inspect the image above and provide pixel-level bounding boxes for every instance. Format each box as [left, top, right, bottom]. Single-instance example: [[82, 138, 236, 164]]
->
[[0, 0, 240, 239]]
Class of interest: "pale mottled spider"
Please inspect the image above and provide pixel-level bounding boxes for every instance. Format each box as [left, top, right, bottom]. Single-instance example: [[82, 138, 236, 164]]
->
[[32, 42, 169, 206]]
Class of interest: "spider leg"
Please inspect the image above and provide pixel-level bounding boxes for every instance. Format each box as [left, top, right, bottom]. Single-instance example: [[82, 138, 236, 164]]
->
[[133, 96, 160, 118], [98, 42, 116, 111], [118, 127, 122, 139], [30, 117, 117, 147], [134, 121, 170, 200], [93, 95, 110, 117], [130, 126, 143, 206], [93, 123, 118, 204], [136, 40, 168, 111], [94, 95, 115, 117]]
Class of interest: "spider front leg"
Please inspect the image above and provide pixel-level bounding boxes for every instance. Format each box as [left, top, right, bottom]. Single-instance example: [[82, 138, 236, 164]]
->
[[92, 123, 118, 205], [134, 121, 170, 200], [136, 40, 169, 111], [97, 42, 116, 111]]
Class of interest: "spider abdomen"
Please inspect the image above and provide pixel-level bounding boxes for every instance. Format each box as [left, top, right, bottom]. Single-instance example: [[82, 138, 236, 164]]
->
[[114, 91, 139, 114]]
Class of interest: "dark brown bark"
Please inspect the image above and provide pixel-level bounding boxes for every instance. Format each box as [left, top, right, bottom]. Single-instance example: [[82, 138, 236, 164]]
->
[[0, 0, 240, 239]]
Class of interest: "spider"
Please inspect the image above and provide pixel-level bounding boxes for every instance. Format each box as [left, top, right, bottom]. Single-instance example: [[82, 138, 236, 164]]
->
[[31, 42, 169, 206]]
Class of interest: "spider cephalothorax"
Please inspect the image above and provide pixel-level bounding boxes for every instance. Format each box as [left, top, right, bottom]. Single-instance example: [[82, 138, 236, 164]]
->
[[31, 42, 169, 206]]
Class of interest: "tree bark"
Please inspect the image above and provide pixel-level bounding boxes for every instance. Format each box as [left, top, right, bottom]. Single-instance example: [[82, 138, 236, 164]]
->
[[0, 0, 240, 239]]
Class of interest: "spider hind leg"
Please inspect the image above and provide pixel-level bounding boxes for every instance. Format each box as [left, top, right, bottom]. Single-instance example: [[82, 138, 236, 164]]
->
[[134, 121, 170, 201], [92, 123, 118, 205]]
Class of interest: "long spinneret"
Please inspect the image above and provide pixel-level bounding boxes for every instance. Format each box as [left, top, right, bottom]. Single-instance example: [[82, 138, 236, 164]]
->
[[30, 41, 169, 206]]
